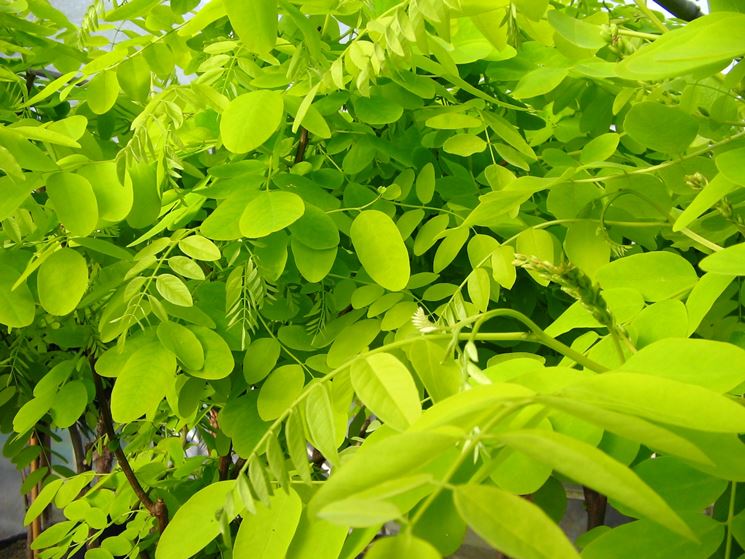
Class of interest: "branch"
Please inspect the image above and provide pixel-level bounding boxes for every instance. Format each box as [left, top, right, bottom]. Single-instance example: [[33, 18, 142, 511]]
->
[[92, 368, 168, 533], [650, 0, 702, 20], [294, 127, 309, 164]]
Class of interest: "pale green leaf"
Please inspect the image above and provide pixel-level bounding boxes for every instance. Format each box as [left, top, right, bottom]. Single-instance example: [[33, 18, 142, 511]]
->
[[156, 481, 237, 559], [454, 484, 580, 559], [239, 191, 305, 238], [497, 430, 691, 537], [351, 353, 421, 431], [221, 90, 284, 154], [37, 248, 88, 316], [234, 488, 302, 559], [111, 342, 176, 423], [350, 211, 410, 291]]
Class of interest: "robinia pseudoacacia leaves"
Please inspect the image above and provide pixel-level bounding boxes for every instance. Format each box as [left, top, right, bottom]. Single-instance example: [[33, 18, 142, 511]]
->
[[1, 1, 745, 558]]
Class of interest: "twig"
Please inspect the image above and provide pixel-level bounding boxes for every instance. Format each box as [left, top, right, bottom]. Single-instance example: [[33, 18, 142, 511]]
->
[[294, 127, 309, 164], [69, 423, 87, 474], [650, 0, 702, 20], [583, 486, 608, 530], [92, 367, 168, 533], [634, 0, 669, 33]]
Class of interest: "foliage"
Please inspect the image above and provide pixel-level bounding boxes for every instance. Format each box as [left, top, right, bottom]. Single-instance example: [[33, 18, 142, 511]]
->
[[1, 0, 745, 558]]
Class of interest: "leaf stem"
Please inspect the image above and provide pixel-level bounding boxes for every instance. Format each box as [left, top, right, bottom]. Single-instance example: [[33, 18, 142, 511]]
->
[[633, 0, 669, 34], [725, 482, 738, 559]]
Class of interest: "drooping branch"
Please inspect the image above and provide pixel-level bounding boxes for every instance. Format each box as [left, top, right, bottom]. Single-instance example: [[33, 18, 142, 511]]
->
[[651, 0, 702, 20], [91, 367, 168, 533]]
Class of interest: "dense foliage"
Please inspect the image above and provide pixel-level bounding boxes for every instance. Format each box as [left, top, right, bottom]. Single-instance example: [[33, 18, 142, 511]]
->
[[2, 0, 745, 558]]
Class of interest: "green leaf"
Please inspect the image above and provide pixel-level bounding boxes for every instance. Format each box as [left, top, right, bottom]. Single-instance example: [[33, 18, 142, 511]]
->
[[225, 0, 277, 54], [580, 133, 619, 164], [221, 90, 284, 153], [559, 372, 745, 433], [156, 481, 238, 559], [353, 95, 404, 125], [289, 205, 339, 250], [87, 71, 120, 115], [407, 339, 462, 403], [285, 409, 311, 483], [686, 273, 733, 335], [538, 396, 710, 465], [628, 456, 727, 512], [291, 240, 337, 283], [168, 256, 205, 280], [50, 381, 88, 428], [156, 274, 193, 307], [623, 102, 698, 154], [116, 55, 150, 103], [617, 13, 745, 80], [715, 146, 745, 184], [512, 67, 568, 99], [78, 161, 133, 223], [699, 243, 745, 275], [548, 9, 605, 49], [239, 191, 305, 238], [24, 478, 63, 526], [233, 488, 302, 559], [304, 383, 339, 465], [46, 172, 99, 237], [37, 248, 88, 316], [351, 353, 421, 431], [442, 133, 487, 157], [327, 319, 380, 368], [581, 514, 724, 559], [13, 393, 54, 433], [318, 498, 401, 527], [178, 235, 221, 261], [596, 252, 698, 301], [243, 337, 281, 384], [286, 515, 348, 559], [111, 341, 176, 423], [454, 484, 580, 559], [425, 112, 482, 130], [309, 431, 458, 516], [618, 338, 745, 393], [496, 430, 691, 537], [258, 364, 305, 420], [185, 326, 234, 379], [415, 163, 436, 204], [350, 211, 410, 291], [157, 321, 205, 370], [220, 392, 270, 457], [0, 265, 35, 328], [201, 189, 256, 241]]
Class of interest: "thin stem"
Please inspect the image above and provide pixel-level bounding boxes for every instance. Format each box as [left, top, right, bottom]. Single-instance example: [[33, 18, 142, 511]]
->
[[724, 482, 738, 559], [617, 28, 659, 40], [634, 0, 668, 33], [91, 367, 168, 533], [294, 127, 309, 164], [463, 308, 609, 372], [408, 402, 527, 527], [572, 131, 745, 185]]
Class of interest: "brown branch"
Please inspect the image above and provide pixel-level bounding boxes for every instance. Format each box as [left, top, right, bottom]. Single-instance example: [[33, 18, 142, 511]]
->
[[218, 451, 232, 482], [294, 127, 309, 164], [92, 368, 168, 533], [69, 423, 87, 474], [27, 435, 41, 559], [583, 486, 608, 530], [650, 0, 701, 20]]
